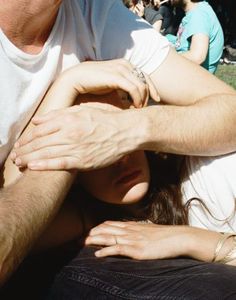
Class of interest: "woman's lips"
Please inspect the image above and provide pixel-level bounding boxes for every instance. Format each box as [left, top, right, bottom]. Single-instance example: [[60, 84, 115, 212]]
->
[[116, 170, 142, 185]]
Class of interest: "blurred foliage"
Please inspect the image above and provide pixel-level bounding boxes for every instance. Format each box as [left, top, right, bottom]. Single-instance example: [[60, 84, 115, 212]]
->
[[215, 65, 236, 90]]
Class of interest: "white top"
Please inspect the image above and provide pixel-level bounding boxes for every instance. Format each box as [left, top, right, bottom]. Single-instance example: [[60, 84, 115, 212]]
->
[[182, 152, 236, 232], [0, 0, 169, 166]]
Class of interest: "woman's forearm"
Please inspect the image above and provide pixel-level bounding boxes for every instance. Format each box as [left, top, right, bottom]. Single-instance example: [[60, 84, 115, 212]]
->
[[85, 221, 236, 265], [183, 227, 236, 264]]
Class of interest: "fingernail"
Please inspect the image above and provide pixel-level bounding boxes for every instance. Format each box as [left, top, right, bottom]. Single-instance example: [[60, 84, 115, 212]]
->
[[15, 158, 21, 166], [95, 251, 101, 257], [28, 161, 41, 170], [10, 152, 16, 160], [32, 116, 42, 122], [32, 116, 39, 122], [14, 142, 20, 148]]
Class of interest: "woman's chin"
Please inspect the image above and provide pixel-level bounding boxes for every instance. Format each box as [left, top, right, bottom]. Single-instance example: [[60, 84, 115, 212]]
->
[[121, 182, 149, 204]]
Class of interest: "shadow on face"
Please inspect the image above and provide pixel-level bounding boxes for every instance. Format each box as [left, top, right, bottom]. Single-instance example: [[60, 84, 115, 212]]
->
[[76, 91, 151, 205]]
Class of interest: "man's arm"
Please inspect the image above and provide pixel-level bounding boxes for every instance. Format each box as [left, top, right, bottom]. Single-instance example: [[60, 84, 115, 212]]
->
[[8, 49, 236, 170], [0, 169, 76, 285], [139, 48, 236, 155], [0, 75, 83, 285]]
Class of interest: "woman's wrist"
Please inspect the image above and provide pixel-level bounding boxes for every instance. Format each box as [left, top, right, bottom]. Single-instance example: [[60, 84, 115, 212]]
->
[[183, 227, 222, 262], [47, 68, 80, 105]]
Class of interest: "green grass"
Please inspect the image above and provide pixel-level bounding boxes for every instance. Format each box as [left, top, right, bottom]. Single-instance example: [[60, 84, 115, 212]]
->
[[215, 64, 236, 90]]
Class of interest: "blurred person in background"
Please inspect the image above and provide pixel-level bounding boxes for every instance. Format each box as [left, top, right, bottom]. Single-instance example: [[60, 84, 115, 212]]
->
[[166, 0, 224, 73], [123, 0, 164, 31], [150, 0, 175, 35]]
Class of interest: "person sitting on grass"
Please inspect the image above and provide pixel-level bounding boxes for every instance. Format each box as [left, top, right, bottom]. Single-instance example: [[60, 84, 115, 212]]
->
[[166, 0, 224, 73]]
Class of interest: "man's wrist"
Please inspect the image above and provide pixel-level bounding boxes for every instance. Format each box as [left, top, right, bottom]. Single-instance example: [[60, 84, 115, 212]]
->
[[122, 108, 152, 153], [135, 106, 160, 152]]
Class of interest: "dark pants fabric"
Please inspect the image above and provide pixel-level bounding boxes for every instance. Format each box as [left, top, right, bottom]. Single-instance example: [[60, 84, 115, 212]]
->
[[48, 246, 236, 300], [0, 243, 78, 300]]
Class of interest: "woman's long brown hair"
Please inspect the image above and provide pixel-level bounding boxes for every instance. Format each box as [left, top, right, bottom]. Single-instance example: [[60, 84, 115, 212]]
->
[[78, 152, 189, 226], [143, 152, 188, 225]]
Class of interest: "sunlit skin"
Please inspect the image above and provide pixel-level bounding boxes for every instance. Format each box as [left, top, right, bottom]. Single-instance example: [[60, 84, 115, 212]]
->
[[77, 150, 150, 205], [76, 92, 150, 205]]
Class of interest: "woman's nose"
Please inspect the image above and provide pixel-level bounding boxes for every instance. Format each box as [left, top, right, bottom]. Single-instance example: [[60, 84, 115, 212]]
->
[[116, 154, 130, 166]]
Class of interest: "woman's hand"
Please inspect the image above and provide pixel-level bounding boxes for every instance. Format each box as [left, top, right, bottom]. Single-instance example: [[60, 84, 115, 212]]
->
[[85, 221, 193, 260], [61, 59, 159, 108], [85, 221, 224, 262]]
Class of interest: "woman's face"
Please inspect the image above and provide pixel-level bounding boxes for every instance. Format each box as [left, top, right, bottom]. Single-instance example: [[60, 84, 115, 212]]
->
[[77, 151, 150, 205]]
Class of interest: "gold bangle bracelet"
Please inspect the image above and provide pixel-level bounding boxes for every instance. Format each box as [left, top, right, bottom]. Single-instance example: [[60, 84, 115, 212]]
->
[[212, 233, 236, 263], [218, 236, 236, 264]]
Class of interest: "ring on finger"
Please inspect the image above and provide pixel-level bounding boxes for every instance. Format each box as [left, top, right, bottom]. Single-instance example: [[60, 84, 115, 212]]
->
[[132, 67, 146, 84]]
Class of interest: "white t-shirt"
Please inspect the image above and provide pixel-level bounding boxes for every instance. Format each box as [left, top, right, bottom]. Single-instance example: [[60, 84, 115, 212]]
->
[[182, 152, 236, 232], [0, 0, 169, 166]]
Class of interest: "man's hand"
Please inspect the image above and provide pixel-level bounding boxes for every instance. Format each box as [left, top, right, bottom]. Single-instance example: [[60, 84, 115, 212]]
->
[[11, 103, 143, 170]]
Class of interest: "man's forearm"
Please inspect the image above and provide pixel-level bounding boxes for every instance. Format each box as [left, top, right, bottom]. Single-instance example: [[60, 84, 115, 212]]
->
[[0, 169, 75, 285], [135, 93, 236, 155]]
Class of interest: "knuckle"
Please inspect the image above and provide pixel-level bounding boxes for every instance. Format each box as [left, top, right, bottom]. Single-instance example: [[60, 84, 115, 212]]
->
[[89, 228, 96, 235], [94, 224, 104, 231], [104, 220, 113, 225], [116, 245, 123, 253], [134, 254, 143, 260], [64, 115, 74, 124], [34, 127, 44, 138], [58, 157, 68, 169], [133, 248, 143, 260], [23, 133, 32, 143], [43, 148, 52, 159], [31, 140, 40, 151]]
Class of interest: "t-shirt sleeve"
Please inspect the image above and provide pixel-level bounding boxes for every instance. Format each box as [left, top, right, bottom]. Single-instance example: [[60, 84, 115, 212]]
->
[[144, 7, 163, 25], [185, 10, 211, 40], [181, 154, 236, 232], [158, 6, 168, 18], [93, 0, 170, 74]]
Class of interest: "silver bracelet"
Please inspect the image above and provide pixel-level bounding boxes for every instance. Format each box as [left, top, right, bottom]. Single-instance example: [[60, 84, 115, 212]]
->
[[218, 236, 236, 264], [212, 233, 236, 262]]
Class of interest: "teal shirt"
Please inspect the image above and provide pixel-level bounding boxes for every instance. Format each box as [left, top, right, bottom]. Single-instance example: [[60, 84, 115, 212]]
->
[[167, 2, 224, 73]]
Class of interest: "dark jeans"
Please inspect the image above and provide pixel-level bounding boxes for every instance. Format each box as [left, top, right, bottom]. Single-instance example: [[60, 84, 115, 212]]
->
[[0, 243, 78, 300], [48, 246, 236, 300]]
